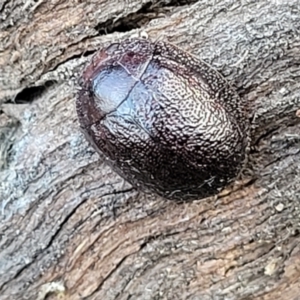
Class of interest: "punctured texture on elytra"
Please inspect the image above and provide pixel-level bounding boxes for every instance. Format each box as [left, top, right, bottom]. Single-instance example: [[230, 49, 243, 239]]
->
[[76, 38, 249, 201]]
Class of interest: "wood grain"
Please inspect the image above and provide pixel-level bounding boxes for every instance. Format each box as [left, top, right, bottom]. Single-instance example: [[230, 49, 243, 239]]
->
[[1, 0, 300, 299]]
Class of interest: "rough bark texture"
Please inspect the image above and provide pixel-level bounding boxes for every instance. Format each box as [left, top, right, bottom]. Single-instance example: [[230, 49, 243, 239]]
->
[[1, 0, 300, 299]]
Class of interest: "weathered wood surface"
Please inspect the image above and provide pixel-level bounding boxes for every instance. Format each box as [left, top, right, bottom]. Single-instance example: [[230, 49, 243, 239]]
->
[[1, 0, 300, 299]]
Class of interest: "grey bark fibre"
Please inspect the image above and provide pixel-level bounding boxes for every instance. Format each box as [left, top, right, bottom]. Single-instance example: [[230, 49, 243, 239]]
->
[[0, 0, 300, 299]]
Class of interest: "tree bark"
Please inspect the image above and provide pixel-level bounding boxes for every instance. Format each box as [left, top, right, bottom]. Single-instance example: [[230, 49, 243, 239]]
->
[[1, 1, 300, 299]]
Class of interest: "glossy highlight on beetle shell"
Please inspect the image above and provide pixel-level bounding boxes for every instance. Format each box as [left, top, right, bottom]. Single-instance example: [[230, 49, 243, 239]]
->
[[76, 38, 249, 201]]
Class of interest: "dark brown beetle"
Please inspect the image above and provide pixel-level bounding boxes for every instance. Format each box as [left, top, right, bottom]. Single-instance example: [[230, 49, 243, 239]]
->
[[76, 38, 249, 201]]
